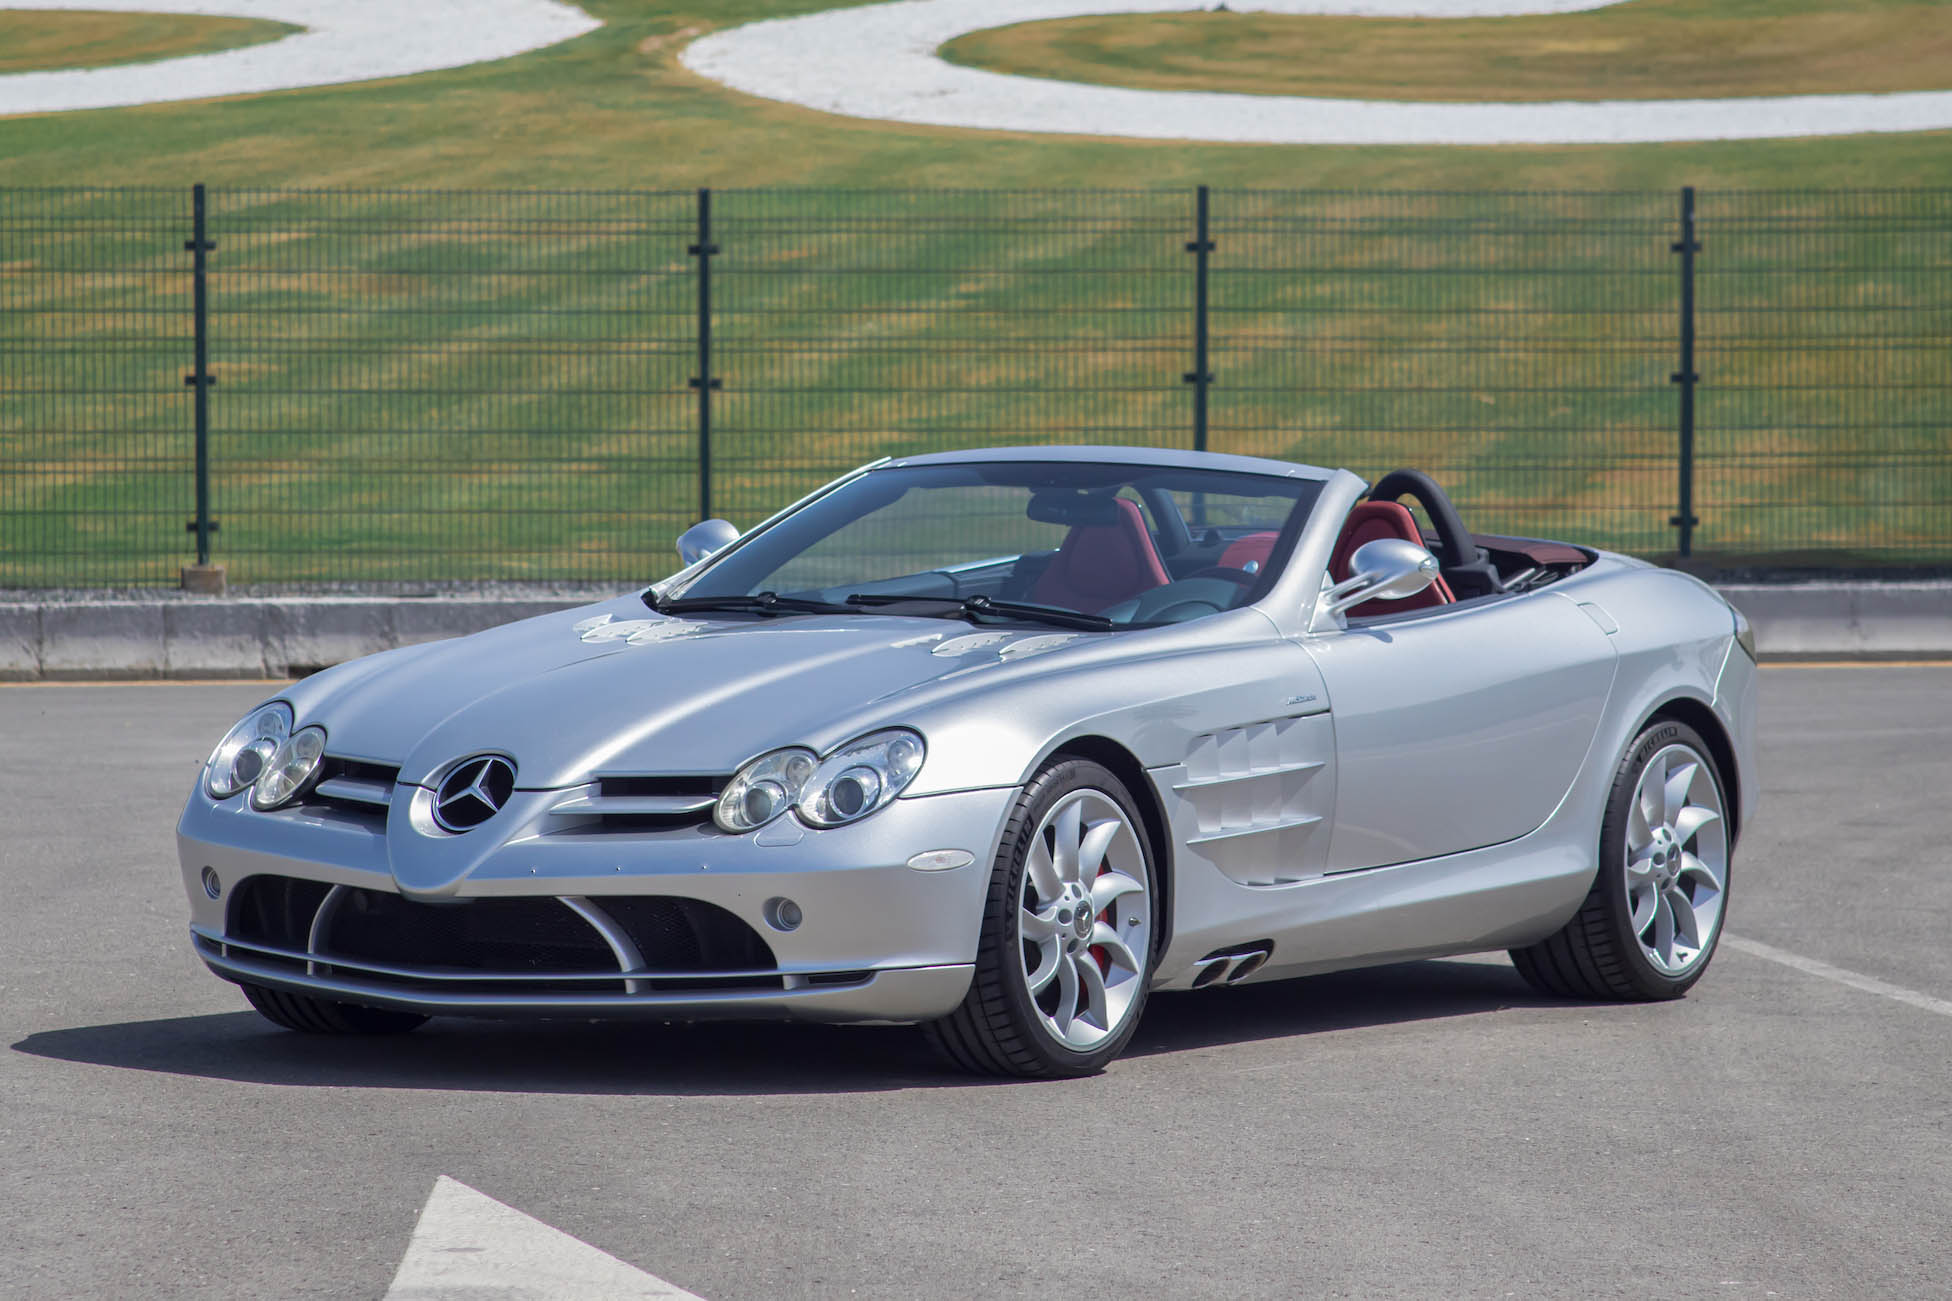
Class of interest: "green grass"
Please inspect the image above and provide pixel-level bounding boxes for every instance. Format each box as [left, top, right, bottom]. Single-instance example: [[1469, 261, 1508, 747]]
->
[[942, 0, 1952, 102], [0, 10, 298, 75], [0, 2, 1946, 585]]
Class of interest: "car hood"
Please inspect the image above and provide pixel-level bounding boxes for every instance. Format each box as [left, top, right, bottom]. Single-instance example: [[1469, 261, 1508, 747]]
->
[[283, 596, 1109, 789]]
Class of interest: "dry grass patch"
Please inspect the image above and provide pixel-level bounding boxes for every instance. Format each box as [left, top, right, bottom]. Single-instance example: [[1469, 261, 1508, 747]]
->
[[0, 9, 298, 75], [942, 0, 1952, 102]]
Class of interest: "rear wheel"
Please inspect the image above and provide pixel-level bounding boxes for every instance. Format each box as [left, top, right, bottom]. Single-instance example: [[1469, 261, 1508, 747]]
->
[[926, 759, 1156, 1077], [1511, 720, 1731, 1000], [241, 983, 429, 1035]]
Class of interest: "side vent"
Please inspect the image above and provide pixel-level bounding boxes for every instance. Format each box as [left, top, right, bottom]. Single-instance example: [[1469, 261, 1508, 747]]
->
[[1175, 713, 1334, 885]]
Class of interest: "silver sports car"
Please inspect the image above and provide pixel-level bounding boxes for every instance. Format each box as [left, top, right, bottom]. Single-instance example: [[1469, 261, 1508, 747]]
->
[[178, 446, 1756, 1077]]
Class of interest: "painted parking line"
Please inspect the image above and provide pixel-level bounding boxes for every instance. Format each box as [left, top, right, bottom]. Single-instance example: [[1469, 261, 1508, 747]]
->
[[1724, 935, 1952, 1020], [385, 1176, 702, 1300]]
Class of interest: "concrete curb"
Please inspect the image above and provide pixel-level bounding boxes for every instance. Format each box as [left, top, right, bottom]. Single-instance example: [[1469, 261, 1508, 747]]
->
[[1, 584, 1947, 681], [0, 595, 593, 682]]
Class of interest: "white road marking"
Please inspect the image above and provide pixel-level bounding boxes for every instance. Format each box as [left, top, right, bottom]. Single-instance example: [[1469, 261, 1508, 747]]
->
[[1724, 935, 1952, 1020], [385, 1175, 703, 1301], [681, 0, 1952, 145], [0, 1, 600, 117]]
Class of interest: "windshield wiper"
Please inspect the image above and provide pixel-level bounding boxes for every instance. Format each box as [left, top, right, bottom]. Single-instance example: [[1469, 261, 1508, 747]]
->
[[845, 592, 1113, 631], [647, 590, 854, 617]]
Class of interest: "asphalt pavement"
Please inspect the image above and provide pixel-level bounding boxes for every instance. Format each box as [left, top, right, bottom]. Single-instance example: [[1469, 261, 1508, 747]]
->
[[3, 669, 1948, 1298]]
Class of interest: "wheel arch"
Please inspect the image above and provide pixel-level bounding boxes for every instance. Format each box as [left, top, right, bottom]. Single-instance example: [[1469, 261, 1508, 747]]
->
[[1644, 696, 1742, 847], [1041, 734, 1175, 961]]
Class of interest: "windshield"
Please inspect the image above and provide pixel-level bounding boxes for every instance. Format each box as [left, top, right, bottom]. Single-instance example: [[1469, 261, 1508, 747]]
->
[[665, 461, 1322, 628]]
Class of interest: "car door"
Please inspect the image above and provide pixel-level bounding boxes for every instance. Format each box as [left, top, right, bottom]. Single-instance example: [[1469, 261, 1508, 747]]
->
[[1302, 591, 1619, 873]]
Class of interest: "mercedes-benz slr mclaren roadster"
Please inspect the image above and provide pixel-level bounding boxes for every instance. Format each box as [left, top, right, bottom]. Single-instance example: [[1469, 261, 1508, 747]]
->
[[178, 447, 1756, 1077]]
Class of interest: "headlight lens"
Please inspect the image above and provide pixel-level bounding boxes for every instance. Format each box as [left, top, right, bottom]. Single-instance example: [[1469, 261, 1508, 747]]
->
[[206, 702, 292, 799], [798, 729, 925, 828], [250, 726, 327, 810], [1733, 606, 1757, 661], [715, 747, 818, 833]]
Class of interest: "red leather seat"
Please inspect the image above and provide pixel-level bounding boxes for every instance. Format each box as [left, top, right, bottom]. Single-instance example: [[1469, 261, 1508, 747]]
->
[[1030, 498, 1171, 613], [1330, 501, 1454, 618], [1218, 532, 1278, 573]]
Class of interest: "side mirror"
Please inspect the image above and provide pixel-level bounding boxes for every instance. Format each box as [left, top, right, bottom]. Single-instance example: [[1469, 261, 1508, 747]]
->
[[676, 519, 739, 566], [1320, 537, 1440, 622]]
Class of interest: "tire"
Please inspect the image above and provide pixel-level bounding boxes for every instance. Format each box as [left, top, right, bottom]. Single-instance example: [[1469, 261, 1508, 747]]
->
[[1510, 719, 1732, 1001], [241, 982, 429, 1035], [925, 759, 1157, 1077]]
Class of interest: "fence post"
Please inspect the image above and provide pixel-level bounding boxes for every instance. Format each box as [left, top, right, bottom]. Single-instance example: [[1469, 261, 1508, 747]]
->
[[1670, 185, 1700, 558], [1185, 185, 1214, 455], [689, 187, 720, 523], [183, 182, 218, 577]]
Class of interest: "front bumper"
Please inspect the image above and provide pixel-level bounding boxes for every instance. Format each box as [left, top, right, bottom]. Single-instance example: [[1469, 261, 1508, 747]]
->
[[177, 782, 1015, 1023]]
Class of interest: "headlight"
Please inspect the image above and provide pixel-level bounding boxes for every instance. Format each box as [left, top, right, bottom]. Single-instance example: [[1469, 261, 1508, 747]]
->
[[797, 729, 925, 828], [714, 730, 927, 833], [250, 726, 327, 810], [206, 702, 292, 799], [1733, 605, 1757, 661], [715, 747, 818, 833]]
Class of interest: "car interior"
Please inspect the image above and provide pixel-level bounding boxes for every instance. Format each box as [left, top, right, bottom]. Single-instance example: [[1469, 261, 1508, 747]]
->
[[992, 467, 1597, 625]]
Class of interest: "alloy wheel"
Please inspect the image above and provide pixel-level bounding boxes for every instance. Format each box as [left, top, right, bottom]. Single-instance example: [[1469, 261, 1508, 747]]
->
[[1623, 742, 1729, 977], [1016, 789, 1151, 1050]]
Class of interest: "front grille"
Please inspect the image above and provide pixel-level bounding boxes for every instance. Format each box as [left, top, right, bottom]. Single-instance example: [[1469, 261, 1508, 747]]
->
[[598, 775, 720, 799], [600, 896, 775, 971], [544, 774, 727, 833], [230, 875, 332, 950], [220, 875, 784, 996], [288, 756, 400, 829], [324, 889, 619, 975]]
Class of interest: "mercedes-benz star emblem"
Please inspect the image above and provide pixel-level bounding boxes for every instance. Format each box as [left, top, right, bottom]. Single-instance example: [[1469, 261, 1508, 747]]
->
[[433, 755, 516, 833]]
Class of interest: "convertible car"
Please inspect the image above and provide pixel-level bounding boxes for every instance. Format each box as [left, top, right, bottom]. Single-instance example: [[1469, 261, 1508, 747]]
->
[[178, 447, 1755, 1077]]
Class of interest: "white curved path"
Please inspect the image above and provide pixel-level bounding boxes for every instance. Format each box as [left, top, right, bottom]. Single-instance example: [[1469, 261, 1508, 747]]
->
[[0, 1, 600, 116], [683, 0, 1952, 144]]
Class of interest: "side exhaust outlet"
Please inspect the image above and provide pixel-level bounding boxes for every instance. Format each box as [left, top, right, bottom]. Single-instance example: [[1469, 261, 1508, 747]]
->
[[1190, 942, 1274, 988]]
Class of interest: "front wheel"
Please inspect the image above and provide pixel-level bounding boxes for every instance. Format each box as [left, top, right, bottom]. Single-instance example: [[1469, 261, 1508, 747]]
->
[[926, 759, 1156, 1077], [1511, 720, 1732, 1000]]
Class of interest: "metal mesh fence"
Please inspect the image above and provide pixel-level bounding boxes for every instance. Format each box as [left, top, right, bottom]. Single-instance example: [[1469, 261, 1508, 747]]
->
[[1210, 190, 1681, 555], [1, 186, 1946, 588], [709, 189, 1192, 525], [201, 189, 697, 583], [0, 188, 192, 587], [1696, 190, 1952, 566]]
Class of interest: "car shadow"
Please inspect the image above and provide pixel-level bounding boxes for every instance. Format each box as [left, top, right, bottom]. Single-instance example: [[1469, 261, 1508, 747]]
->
[[12, 958, 1593, 1096], [1130, 956, 1581, 1059]]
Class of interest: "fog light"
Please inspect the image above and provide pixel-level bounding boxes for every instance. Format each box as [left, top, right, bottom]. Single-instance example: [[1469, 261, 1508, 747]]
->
[[763, 896, 803, 932], [200, 866, 222, 899]]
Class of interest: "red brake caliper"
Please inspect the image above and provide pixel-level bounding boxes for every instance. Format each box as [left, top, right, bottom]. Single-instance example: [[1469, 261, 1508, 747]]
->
[[1089, 901, 1111, 975]]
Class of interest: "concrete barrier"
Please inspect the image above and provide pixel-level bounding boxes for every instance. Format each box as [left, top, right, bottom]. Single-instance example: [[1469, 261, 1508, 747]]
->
[[0, 594, 597, 681], [0, 583, 1945, 680], [1721, 582, 1952, 661]]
